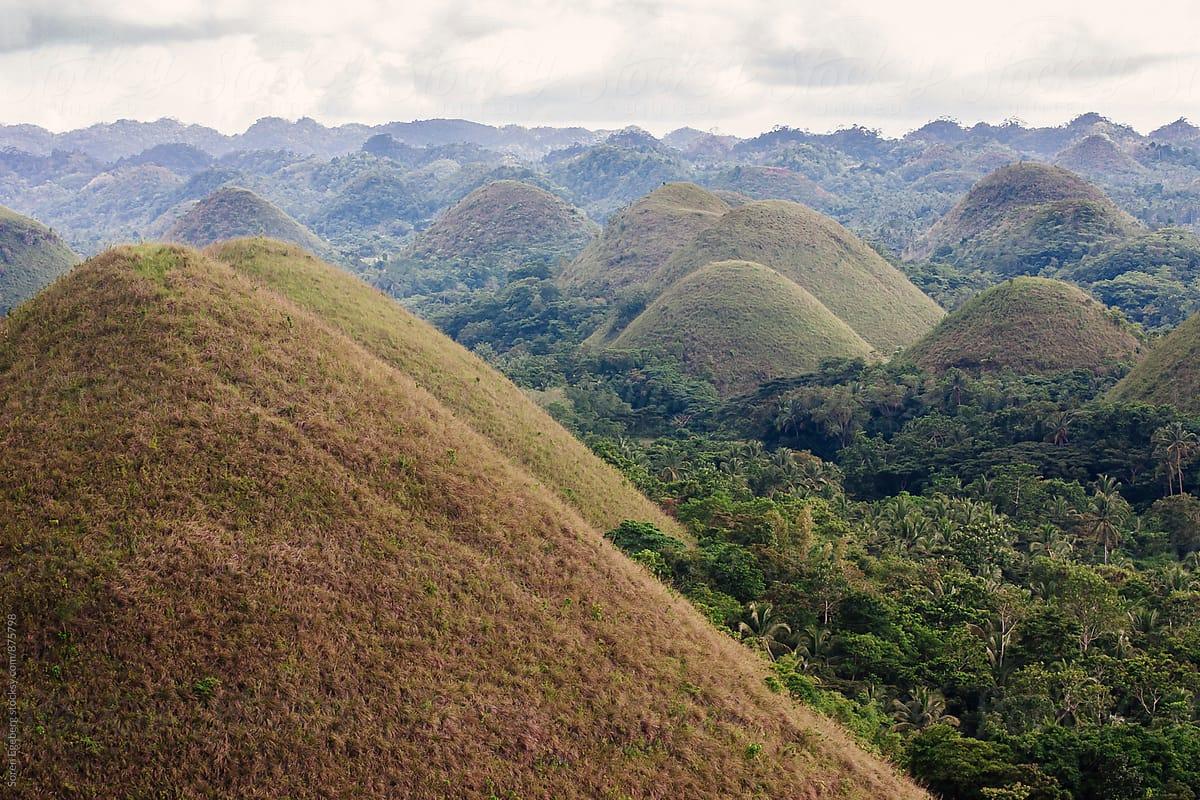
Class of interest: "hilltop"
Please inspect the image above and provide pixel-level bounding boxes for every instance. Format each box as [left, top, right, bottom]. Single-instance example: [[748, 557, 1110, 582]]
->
[[209, 238, 676, 535], [0, 205, 77, 314], [0, 242, 921, 798], [1054, 134, 1146, 178], [1109, 311, 1200, 412], [403, 180, 598, 287], [612, 259, 875, 396], [907, 162, 1141, 274], [558, 182, 730, 298], [648, 200, 945, 351], [905, 277, 1143, 374], [166, 186, 326, 253]]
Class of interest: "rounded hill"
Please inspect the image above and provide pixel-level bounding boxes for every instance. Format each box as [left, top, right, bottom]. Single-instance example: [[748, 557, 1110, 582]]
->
[[612, 259, 874, 396], [1054, 134, 1146, 178], [648, 199, 945, 351], [907, 162, 1141, 274], [905, 277, 1144, 374], [558, 182, 729, 298], [1109, 311, 1200, 412], [0, 242, 921, 799], [0, 205, 78, 314], [407, 179, 598, 284], [166, 186, 326, 252]]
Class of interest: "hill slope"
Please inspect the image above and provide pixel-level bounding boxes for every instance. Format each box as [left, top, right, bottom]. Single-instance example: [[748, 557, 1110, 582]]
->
[[648, 200, 945, 351], [907, 162, 1141, 274], [905, 277, 1144, 374], [558, 182, 730, 298], [1109, 312, 1200, 412], [209, 237, 676, 536], [166, 186, 326, 252], [1, 243, 921, 798], [405, 179, 598, 286], [613, 259, 875, 396], [0, 205, 77, 314]]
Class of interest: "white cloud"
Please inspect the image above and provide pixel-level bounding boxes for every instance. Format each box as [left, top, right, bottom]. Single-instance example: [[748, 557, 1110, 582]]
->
[[0, 0, 1197, 136]]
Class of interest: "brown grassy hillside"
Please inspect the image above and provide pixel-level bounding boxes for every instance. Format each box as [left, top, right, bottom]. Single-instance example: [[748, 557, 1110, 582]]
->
[[1109, 311, 1200, 412], [0, 243, 923, 799], [905, 277, 1144, 374], [558, 182, 730, 298], [406, 179, 597, 279], [167, 186, 327, 252], [209, 237, 677, 536], [907, 162, 1141, 273], [648, 200, 945, 352], [613, 259, 875, 396]]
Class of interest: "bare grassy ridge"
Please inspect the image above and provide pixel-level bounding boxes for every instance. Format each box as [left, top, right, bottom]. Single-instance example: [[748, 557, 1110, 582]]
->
[[0, 204, 78, 314], [208, 237, 679, 537], [558, 182, 730, 299], [1109, 311, 1200, 411], [648, 200, 945, 352], [613, 259, 875, 397], [904, 276, 1144, 374], [0, 243, 922, 798], [167, 186, 327, 253]]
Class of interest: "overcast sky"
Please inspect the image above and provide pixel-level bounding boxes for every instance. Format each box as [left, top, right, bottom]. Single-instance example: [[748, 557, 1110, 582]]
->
[[1, 0, 1197, 137]]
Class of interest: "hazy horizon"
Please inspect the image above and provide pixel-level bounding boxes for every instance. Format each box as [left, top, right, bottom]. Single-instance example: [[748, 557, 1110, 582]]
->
[[2, 0, 1198, 138]]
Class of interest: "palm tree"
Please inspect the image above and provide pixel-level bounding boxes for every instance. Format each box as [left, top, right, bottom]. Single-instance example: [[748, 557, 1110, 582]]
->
[[1153, 422, 1199, 496], [890, 688, 960, 732], [1076, 478, 1128, 565], [1047, 410, 1076, 446], [795, 624, 838, 668], [738, 603, 793, 661]]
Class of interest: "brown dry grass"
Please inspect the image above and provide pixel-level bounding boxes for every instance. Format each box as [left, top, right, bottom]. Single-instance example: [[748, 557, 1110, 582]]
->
[[206, 237, 679, 537], [0, 243, 925, 798]]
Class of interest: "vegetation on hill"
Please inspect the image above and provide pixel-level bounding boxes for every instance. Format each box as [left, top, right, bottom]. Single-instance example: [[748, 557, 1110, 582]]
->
[[1, 242, 923, 798], [908, 163, 1142, 275], [905, 277, 1144, 375], [612, 259, 875, 397], [395, 179, 597, 294], [0, 205, 77, 314], [1064, 227, 1200, 330], [166, 186, 327, 253], [1054, 134, 1146, 178], [648, 200, 945, 352], [558, 182, 729, 300], [1109, 311, 1200, 412]]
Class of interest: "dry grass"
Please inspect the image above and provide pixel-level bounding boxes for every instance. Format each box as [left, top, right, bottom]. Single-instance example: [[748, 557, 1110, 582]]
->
[[206, 237, 678, 537], [0, 243, 924, 798], [613, 259, 875, 397], [167, 186, 327, 254], [904, 276, 1144, 374], [647, 200, 945, 352], [1109, 311, 1200, 411], [559, 182, 730, 300]]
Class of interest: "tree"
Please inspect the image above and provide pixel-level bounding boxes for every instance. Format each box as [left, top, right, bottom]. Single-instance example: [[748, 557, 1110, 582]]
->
[[1075, 478, 1130, 564], [891, 687, 960, 732], [738, 602, 792, 661], [1056, 566, 1125, 654], [1153, 422, 1198, 496]]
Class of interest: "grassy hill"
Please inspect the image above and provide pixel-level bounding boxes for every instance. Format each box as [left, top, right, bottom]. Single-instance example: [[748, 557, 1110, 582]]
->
[[403, 179, 598, 287], [209, 238, 676, 536], [649, 200, 945, 352], [1054, 134, 1146, 178], [0, 242, 921, 798], [558, 182, 729, 299], [166, 186, 327, 253], [0, 205, 78, 314], [612, 259, 875, 396], [907, 162, 1141, 274], [1109, 311, 1200, 412], [905, 276, 1144, 374]]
